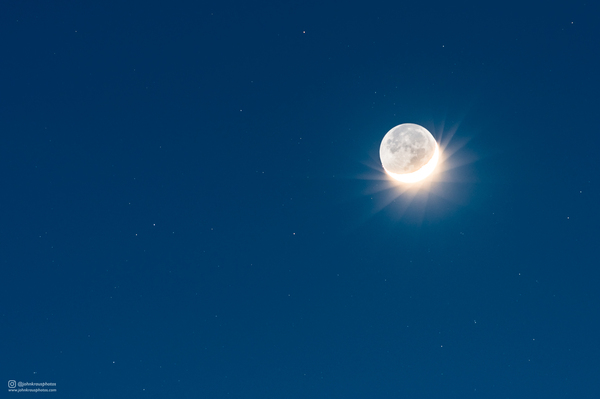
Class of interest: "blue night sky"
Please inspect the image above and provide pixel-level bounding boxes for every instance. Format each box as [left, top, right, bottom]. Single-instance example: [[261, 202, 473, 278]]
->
[[1, 1, 599, 398]]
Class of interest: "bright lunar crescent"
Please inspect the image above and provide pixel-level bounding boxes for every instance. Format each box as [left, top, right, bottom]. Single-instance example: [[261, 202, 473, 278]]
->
[[379, 123, 439, 183]]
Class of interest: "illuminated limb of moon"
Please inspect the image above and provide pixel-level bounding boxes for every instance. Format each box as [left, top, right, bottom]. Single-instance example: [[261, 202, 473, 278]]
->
[[383, 144, 439, 183]]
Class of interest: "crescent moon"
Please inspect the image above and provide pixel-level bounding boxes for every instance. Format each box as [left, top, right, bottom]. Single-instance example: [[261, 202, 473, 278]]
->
[[379, 124, 440, 183]]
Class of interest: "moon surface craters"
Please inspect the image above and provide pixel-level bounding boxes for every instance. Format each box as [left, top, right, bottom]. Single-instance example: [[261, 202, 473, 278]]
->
[[380, 124, 436, 174]]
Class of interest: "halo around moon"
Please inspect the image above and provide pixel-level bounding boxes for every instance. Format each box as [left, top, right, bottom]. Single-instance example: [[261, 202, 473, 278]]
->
[[379, 123, 439, 183]]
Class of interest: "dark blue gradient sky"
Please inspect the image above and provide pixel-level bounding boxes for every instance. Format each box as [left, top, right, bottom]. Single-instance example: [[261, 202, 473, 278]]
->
[[1, 1, 599, 398]]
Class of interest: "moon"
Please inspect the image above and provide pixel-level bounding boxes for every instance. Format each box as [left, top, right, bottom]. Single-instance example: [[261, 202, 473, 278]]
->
[[379, 123, 439, 183]]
